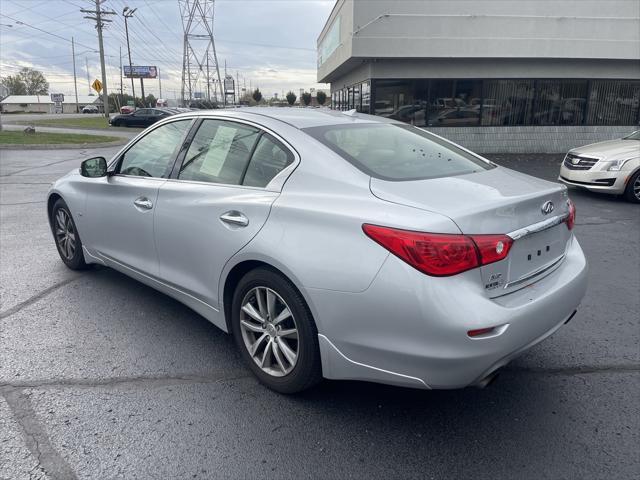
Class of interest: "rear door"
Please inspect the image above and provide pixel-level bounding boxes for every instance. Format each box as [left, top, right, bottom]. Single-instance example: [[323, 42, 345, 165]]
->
[[154, 118, 296, 309]]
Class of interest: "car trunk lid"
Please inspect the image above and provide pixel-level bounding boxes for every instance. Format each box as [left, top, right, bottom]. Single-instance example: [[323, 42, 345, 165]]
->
[[370, 167, 572, 297]]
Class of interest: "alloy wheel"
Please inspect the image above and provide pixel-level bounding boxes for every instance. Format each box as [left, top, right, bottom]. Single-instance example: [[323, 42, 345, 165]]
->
[[239, 286, 299, 377], [634, 175, 640, 200], [54, 208, 76, 260]]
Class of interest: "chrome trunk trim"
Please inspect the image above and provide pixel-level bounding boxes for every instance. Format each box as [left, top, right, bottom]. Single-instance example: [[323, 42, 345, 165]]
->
[[506, 212, 569, 241]]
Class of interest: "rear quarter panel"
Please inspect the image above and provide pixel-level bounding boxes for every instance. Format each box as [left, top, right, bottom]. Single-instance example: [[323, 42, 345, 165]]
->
[[222, 130, 461, 331]]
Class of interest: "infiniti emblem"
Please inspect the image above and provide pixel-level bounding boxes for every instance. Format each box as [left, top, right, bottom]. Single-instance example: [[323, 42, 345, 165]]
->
[[541, 201, 554, 215]]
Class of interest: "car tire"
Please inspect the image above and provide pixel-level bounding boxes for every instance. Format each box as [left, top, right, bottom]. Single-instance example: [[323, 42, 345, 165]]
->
[[231, 267, 322, 394], [51, 199, 89, 270], [623, 170, 640, 203]]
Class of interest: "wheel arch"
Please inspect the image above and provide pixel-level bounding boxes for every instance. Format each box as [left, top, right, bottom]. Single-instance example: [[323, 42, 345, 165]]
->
[[47, 192, 63, 227], [220, 257, 319, 336]]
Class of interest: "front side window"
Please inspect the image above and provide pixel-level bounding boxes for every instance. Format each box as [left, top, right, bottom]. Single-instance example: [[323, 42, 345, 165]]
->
[[179, 119, 260, 185], [117, 120, 191, 178], [304, 123, 493, 181]]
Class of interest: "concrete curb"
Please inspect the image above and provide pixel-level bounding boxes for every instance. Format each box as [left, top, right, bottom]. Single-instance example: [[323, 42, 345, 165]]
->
[[0, 140, 128, 150], [10, 123, 141, 133]]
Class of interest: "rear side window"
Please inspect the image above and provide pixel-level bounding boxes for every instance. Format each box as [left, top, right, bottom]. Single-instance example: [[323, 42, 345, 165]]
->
[[243, 134, 294, 188], [304, 123, 494, 181], [179, 119, 260, 185]]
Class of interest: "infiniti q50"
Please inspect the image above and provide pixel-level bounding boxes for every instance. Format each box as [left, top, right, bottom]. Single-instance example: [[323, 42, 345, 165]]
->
[[48, 108, 587, 393]]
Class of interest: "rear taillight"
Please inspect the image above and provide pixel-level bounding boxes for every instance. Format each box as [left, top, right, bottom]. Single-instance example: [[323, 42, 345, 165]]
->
[[362, 224, 513, 277], [470, 234, 513, 265], [566, 199, 576, 230]]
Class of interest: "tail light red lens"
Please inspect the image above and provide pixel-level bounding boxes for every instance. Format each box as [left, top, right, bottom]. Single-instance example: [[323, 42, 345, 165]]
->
[[566, 199, 576, 230], [470, 234, 513, 266], [362, 224, 513, 277]]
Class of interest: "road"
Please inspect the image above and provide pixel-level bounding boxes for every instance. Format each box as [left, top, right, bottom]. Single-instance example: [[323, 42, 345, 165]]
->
[[0, 146, 638, 479]]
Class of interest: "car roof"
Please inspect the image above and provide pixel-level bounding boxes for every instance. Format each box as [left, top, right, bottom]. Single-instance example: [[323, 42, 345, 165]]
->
[[170, 107, 402, 130]]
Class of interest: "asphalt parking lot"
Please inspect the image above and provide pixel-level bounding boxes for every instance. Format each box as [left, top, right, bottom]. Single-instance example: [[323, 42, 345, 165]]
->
[[0, 144, 638, 479]]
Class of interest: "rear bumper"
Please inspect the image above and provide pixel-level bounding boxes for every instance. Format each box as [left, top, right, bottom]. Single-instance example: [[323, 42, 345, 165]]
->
[[310, 235, 588, 389]]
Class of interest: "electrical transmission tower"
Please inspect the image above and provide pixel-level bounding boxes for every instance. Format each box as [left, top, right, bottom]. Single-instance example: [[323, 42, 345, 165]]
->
[[179, 0, 223, 106]]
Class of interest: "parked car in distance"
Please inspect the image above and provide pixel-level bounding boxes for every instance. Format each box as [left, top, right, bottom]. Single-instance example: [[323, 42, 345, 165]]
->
[[82, 105, 99, 114], [559, 130, 640, 203], [48, 108, 587, 393], [120, 105, 135, 114], [109, 108, 176, 128]]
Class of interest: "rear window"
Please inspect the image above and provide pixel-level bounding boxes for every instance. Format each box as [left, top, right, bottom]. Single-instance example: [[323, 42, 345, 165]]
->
[[303, 123, 494, 181]]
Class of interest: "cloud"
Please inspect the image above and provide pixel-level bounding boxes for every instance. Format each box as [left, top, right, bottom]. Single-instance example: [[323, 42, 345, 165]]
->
[[0, 0, 334, 99]]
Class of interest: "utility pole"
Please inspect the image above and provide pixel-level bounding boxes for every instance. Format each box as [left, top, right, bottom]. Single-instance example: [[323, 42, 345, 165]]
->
[[82, 0, 115, 118], [72, 37, 80, 113], [158, 67, 162, 99], [119, 45, 123, 96], [85, 58, 91, 95], [122, 6, 137, 106]]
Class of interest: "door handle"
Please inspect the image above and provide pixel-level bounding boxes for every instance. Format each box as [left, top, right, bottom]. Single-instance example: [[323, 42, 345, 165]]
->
[[220, 211, 249, 227], [133, 197, 153, 210]]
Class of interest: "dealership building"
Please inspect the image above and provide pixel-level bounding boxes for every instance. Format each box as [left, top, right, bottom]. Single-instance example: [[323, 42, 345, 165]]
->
[[317, 0, 640, 153]]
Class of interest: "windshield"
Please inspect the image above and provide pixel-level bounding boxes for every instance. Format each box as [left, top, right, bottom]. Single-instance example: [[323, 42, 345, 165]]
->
[[622, 131, 640, 140], [303, 123, 494, 181]]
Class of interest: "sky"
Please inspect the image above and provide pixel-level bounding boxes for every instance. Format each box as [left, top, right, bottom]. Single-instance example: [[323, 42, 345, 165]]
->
[[0, 0, 335, 100]]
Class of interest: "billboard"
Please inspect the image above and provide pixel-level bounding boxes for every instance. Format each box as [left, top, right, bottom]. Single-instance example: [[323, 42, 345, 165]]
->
[[123, 66, 158, 79], [50, 93, 65, 102]]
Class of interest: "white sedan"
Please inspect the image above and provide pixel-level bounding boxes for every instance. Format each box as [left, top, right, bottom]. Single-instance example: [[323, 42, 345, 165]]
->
[[559, 130, 640, 203]]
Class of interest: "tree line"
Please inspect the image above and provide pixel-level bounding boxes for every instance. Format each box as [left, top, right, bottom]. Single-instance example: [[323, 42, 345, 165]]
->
[[1, 67, 49, 96], [249, 88, 327, 106]]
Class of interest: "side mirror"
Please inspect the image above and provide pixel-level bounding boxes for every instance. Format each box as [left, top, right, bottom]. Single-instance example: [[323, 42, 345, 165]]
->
[[81, 157, 108, 178]]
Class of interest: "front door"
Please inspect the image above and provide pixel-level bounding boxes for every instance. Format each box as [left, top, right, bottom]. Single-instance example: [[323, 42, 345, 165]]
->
[[154, 118, 296, 309], [84, 119, 193, 276]]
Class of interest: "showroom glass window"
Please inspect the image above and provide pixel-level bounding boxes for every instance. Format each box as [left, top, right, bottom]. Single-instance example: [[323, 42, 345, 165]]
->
[[374, 80, 414, 120], [482, 80, 535, 126], [587, 80, 640, 125], [428, 80, 482, 127], [361, 81, 371, 114], [533, 80, 588, 126], [117, 120, 192, 178], [353, 84, 361, 112]]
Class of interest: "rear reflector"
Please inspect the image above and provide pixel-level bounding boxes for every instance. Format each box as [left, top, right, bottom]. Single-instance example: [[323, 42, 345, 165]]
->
[[467, 327, 496, 337], [362, 224, 513, 277]]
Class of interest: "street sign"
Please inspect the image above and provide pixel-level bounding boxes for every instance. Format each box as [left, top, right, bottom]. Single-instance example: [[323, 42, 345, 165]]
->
[[127, 100, 135, 107], [123, 66, 157, 79], [92, 79, 103, 93], [50, 93, 64, 102]]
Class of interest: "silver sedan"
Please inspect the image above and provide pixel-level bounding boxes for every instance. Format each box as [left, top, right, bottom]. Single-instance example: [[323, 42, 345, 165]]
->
[[48, 108, 588, 393]]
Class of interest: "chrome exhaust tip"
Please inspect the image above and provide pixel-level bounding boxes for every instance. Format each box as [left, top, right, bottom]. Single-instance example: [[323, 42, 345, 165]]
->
[[475, 371, 500, 389]]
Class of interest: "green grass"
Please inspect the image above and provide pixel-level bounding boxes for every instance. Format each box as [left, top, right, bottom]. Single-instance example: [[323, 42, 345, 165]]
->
[[15, 117, 141, 130], [0, 130, 121, 145]]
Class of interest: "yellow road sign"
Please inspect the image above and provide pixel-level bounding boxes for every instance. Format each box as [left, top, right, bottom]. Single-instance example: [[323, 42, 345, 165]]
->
[[92, 79, 103, 93]]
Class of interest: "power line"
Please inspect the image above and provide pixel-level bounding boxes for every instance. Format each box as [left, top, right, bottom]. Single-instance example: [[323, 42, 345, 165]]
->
[[0, 13, 96, 50]]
